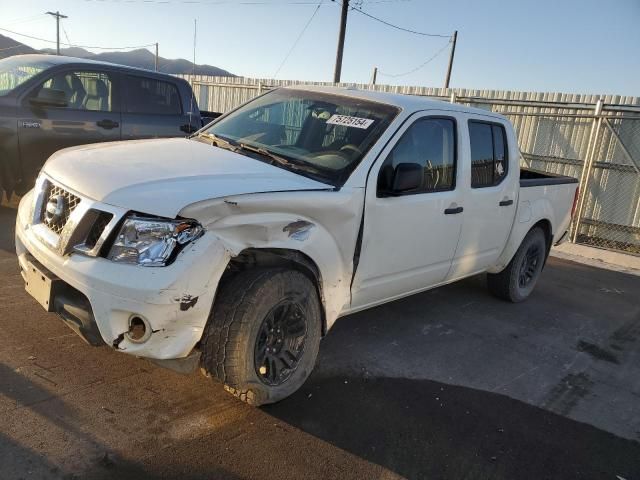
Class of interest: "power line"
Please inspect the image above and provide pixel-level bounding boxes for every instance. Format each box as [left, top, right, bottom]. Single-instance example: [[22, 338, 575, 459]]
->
[[0, 26, 155, 50], [81, 0, 322, 4], [378, 38, 450, 78], [60, 20, 72, 46], [344, 2, 450, 38], [361, 0, 412, 3], [2, 14, 48, 27], [273, 0, 323, 78], [0, 44, 33, 52]]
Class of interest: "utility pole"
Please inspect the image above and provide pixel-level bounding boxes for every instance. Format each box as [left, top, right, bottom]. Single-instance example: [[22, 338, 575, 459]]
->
[[46, 11, 68, 55], [444, 30, 457, 88], [155, 43, 159, 71], [370, 66, 378, 85], [333, 0, 349, 83]]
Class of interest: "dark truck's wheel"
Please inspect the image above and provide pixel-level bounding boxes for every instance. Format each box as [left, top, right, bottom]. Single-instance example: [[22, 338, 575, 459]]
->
[[200, 268, 321, 406], [487, 227, 547, 303]]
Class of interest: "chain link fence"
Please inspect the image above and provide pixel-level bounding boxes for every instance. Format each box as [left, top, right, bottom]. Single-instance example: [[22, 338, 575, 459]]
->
[[573, 116, 640, 254], [179, 75, 640, 255], [499, 109, 640, 255]]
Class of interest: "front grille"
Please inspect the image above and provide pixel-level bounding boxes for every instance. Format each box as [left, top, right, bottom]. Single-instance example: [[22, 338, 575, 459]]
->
[[41, 182, 81, 235]]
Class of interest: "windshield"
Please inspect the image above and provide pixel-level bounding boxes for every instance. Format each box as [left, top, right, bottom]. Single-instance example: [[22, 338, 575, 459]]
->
[[0, 57, 54, 96], [200, 88, 400, 186]]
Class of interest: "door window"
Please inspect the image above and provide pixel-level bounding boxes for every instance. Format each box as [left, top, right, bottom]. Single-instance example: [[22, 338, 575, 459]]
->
[[124, 76, 182, 115], [469, 120, 508, 188], [377, 117, 456, 196], [39, 71, 114, 112]]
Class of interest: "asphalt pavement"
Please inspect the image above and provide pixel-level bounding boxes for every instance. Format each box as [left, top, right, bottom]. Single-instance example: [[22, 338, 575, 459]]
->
[[1, 203, 639, 480]]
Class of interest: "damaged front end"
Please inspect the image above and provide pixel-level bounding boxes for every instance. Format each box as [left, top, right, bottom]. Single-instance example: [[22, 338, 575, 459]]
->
[[16, 187, 232, 363]]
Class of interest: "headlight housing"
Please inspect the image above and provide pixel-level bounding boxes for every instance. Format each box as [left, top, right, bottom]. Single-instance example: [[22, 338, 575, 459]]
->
[[107, 216, 203, 267]]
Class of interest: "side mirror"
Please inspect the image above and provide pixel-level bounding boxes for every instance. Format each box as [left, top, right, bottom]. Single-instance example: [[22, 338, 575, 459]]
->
[[30, 88, 68, 108], [392, 162, 423, 193]]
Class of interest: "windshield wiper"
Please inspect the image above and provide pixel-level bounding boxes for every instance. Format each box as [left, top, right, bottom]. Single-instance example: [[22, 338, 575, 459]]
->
[[236, 143, 319, 175], [196, 132, 239, 152], [196, 134, 328, 182]]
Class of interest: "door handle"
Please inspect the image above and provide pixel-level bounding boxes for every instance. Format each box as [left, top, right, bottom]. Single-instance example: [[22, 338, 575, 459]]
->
[[444, 206, 463, 215], [96, 119, 119, 130], [499, 199, 514, 206], [180, 123, 198, 134]]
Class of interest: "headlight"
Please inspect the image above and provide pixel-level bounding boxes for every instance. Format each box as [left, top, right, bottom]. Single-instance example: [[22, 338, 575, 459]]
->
[[107, 216, 203, 267]]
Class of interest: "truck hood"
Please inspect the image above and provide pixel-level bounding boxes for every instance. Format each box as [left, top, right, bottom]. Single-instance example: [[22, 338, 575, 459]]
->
[[43, 138, 332, 218]]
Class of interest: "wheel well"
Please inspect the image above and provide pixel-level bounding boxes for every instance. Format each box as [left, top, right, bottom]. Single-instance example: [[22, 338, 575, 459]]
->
[[220, 248, 327, 335], [531, 219, 553, 261]]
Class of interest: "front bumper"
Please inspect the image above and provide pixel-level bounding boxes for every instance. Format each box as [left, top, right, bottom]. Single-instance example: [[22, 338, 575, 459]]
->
[[16, 190, 230, 360]]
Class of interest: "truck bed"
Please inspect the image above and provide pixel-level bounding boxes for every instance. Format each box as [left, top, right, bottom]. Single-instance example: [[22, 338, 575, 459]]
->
[[520, 168, 578, 187]]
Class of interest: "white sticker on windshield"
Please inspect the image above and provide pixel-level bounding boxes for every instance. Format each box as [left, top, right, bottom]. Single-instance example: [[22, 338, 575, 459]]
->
[[326, 115, 374, 129]]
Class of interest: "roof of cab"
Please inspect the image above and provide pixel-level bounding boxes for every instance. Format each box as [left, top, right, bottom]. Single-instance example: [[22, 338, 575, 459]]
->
[[282, 84, 506, 119], [6, 54, 179, 79]]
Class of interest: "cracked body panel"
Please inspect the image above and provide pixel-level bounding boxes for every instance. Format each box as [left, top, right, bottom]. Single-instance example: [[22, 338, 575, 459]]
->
[[181, 188, 364, 328]]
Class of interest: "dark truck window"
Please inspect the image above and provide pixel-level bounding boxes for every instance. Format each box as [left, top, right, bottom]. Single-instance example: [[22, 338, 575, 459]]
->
[[125, 76, 182, 115], [377, 117, 456, 195], [469, 120, 508, 188], [40, 71, 114, 112]]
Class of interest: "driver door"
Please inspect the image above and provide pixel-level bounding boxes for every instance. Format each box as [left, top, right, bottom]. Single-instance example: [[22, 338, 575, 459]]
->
[[18, 69, 121, 186], [350, 112, 464, 310]]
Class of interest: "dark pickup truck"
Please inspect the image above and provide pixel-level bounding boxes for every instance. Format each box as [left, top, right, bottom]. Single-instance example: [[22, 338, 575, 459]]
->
[[0, 54, 219, 198]]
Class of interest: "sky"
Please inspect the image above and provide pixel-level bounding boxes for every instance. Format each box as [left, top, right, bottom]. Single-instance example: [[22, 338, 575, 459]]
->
[[1, 0, 639, 96]]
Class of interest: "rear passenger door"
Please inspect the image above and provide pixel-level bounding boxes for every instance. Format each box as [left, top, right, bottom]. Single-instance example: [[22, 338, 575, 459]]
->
[[120, 75, 193, 139], [448, 118, 518, 280], [18, 69, 121, 184]]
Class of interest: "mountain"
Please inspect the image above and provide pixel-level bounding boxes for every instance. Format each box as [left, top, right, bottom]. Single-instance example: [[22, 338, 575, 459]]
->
[[0, 34, 39, 59], [41, 46, 234, 77], [0, 34, 233, 76]]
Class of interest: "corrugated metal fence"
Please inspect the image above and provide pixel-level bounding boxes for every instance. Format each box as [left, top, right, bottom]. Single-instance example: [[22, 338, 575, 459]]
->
[[178, 75, 640, 255]]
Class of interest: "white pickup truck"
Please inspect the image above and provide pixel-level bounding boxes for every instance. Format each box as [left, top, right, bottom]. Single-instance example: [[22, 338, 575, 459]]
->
[[16, 86, 579, 405]]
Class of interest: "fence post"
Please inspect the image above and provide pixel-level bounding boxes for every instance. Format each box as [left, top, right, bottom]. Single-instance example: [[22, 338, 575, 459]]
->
[[258, 82, 263, 95], [571, 98, 604, 243]]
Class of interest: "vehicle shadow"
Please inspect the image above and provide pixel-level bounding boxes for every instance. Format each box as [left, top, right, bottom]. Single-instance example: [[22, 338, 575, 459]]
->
[[0, 363, 243, 480], [265, 374, 640, 480]]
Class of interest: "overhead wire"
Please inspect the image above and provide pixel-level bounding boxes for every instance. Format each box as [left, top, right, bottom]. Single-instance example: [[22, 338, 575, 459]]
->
[[0, 43, 33, 52], [81, 0, 322, 4], [378, 38, 451, 78], [334, 0, 454, 79], [60, 20, 73, 46], [1, 14, 48, 28], [340, 1, 450, 38], [2, 0, 451, 81], [272, 0, 324, 78], [0, 26, 155, 50]]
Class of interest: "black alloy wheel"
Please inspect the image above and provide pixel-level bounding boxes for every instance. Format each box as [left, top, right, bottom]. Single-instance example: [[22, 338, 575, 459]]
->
[[254, 301, 308, 386]]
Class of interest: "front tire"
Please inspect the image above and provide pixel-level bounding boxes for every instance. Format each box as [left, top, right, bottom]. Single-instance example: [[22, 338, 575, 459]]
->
[[200, 268, 322, 406], [487, 227, 547, 302]]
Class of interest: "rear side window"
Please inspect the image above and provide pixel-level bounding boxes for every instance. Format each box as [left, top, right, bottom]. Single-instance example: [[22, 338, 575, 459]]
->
[[469, 120, 508, 188], [124, 76, 182, 115]]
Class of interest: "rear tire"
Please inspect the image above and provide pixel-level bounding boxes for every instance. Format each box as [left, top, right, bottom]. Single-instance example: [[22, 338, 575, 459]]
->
[[200, 268, 322, 406], [487, 227, 547, 302]]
